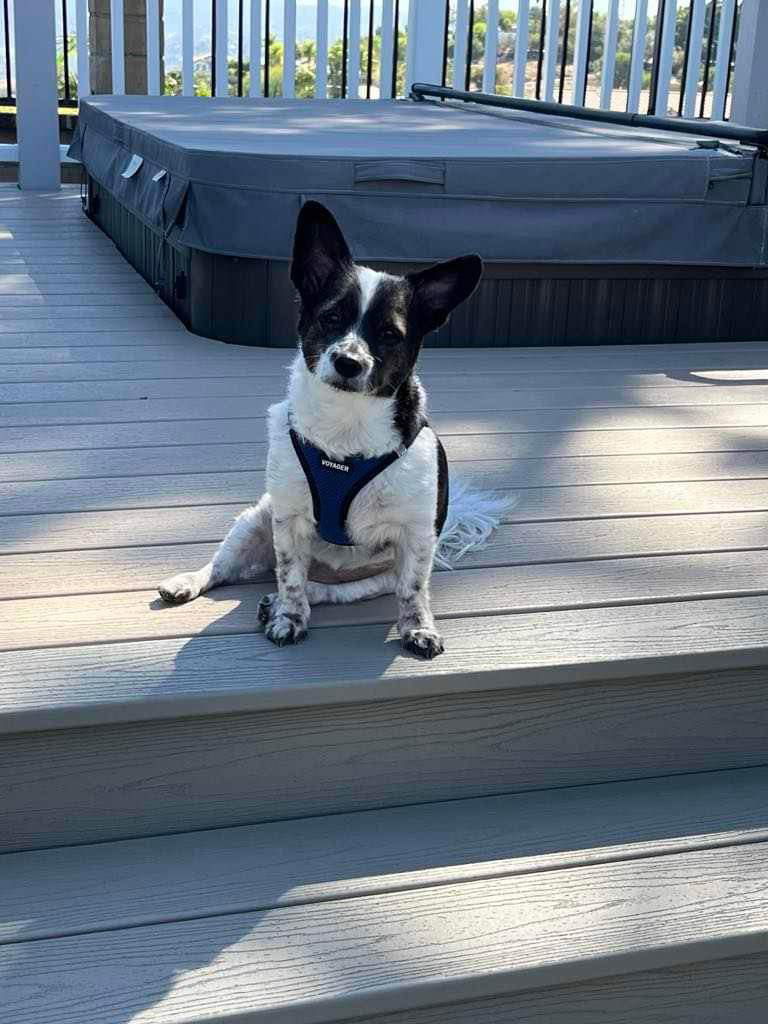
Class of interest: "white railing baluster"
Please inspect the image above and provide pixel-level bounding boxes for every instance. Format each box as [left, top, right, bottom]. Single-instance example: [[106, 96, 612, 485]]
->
[[146, 0, 161, 94], [379, 0, 395, 98], [682, 0, 706, 117], [406, 0, 444, 91], [348, 0, 361, 98], [570, 0, 591, 104], [710, 0, 735, 120], [248, 0, 262, 96], [75, 0, 90, 98], [514, 0, 530, 97], [453, 0, 470, 90], [110, 0, 125, 94], [182, 0, 194, 95], [627, 0, 648, 112], [599, 0, 619, 109], [15, 0, 60, 188], [483, 0, 499, 93], [214, 0, 228, 96], [315, 0, 328, 97], [654, 0, 677, 116], [542, 0, 561, 102], [731, 0, 768, 128], [283, 0, 295, 97]]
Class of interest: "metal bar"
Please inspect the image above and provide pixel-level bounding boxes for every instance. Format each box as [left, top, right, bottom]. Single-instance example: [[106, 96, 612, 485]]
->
[[558, 0, 572, 104], [652, 0, 677, 115], [110, 0, 125, 94], [627, 0, 649, 113], [75, 0, 89, 98], [264, 0, 270, 95], [367, 0, 375, 97], [211, 0, 217, 94], [599, 0, 619, 109], [465, 0, 474, 91], [183, 0, 194, 94], [535, 0, 546, 99], [237, 0, 243, 95], [711, 0, 736, 120], [410, 81, 768, 147], [679, 0, 696, 116], [391, 0, 399, 96], [542, 0, 561, 101], [513, 0, 530, 97], [62, 0, 71, 100], [341, 0, 349, 97], [684, 0, 708, 115], [482, 0, 498, 94], [315, 0, 328, 97], [146, 0, 161, 94], [348, 0, 360, 98], [699, 0, 717, 118], [2, 0, 11, 98]]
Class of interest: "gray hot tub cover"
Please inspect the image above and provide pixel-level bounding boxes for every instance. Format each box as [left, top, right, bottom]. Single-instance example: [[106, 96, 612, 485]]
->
[[69, 95, 768, 267]]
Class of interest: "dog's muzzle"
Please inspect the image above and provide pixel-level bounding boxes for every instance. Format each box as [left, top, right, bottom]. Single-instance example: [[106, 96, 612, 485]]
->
[[319, 340, 374, 391]]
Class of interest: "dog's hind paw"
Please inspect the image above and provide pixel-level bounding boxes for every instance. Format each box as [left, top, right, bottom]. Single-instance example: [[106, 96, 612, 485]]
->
[[401, 627, 445, 660], [158, 573, 200, 604]]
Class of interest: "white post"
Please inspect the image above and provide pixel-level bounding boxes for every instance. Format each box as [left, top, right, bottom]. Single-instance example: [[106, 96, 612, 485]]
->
[[513, 0, 530, 97], [183, 0, 194, 95], [14, 0, 60, 190], [627, 0, 649, 113], [283, 0, 296, 97], [379, 0, 394, 98], [452, 0, 470, 91], [249, 0, 262, 96], [215, 0, 228, 96], [76, 0, 91, 99], [110, 0, 125, 94], [681, 0, 706, 118], [146, 0, 161, 94], [482, 0, 499, 94], [348, 0, 361, 98], [406, 0, 444, 91], [599, 0, 620, 109], [542, 0, 561, 102], [731, 0, 768, 127], [315, 0, 328, 98], [710, 0, 736, 121]]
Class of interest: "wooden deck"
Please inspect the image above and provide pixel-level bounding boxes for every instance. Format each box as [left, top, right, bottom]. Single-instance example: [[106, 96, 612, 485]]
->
[[3, 185, 768, 1022]]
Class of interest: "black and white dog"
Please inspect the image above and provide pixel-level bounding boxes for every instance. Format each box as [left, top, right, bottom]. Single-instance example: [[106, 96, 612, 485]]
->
[[159, 201, 507, 658]]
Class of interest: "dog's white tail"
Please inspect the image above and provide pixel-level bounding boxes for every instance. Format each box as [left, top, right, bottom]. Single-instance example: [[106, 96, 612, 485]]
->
[[434, 480, 516, 569]]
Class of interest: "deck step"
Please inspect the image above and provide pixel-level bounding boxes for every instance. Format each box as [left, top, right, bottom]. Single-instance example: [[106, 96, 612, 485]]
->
[[2, 768, 768, 1023], [3, 594, 768, 852]]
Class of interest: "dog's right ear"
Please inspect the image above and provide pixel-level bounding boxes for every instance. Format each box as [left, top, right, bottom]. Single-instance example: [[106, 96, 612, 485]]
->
[[290, 201, 353, 304]]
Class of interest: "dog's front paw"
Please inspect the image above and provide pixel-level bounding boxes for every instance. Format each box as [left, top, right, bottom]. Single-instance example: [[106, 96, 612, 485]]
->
[[401, 627, 445, 660], [158, 573, 200, 604], [266, 610, 308, 647]]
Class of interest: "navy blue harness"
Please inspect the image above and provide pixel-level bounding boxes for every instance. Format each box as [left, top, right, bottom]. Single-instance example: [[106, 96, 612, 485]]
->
[[289, 424, 426, 546]]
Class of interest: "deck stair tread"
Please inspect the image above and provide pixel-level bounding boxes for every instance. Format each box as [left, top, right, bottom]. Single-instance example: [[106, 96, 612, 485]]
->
[[2, 769, 768, 1023]]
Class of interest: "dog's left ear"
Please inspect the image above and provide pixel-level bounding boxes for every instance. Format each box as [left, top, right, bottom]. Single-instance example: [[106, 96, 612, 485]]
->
[[291, 201, 353, 305], [406, 254, 483, 336]]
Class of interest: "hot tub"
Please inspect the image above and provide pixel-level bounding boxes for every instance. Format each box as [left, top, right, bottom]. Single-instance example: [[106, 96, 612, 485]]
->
[[69, 93, 768, 347]]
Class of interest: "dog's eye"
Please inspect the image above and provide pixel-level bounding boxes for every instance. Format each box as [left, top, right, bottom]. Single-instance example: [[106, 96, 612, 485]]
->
[[320, 310, 343, 330], [380, 329, 402, 344]]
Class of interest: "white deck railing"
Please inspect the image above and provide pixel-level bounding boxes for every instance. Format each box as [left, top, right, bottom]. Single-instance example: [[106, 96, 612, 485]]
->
[[4, 1, 768, 189]]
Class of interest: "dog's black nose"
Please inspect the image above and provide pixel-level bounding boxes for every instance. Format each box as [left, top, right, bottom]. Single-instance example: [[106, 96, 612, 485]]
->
[[333, 354, 363, 379]]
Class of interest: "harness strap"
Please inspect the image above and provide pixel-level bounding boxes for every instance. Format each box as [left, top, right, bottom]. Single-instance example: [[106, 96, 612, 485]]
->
[[289, 422, 425, 546]]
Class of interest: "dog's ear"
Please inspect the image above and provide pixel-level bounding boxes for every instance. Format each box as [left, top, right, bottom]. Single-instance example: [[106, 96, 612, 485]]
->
[[291, 201, 353, 304], [406, 254, 483, 336]]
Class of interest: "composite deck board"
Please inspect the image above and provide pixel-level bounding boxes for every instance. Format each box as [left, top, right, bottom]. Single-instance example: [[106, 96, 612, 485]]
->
[[6, 549, 768, 651], [2, 767, 766, 943], [4, 512, 768, 595], [3, 843, 768, 1024]]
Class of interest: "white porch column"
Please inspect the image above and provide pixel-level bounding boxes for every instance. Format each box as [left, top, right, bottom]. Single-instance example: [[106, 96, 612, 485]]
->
[[14, 0, 61, 190], [406, 0, 445, 92], [730, 0, 768, 127]]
